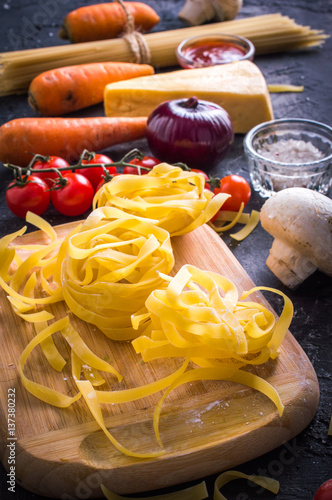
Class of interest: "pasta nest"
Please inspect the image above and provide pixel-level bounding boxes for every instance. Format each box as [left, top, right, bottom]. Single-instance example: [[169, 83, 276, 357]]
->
[[93, 163, 228, 236], [61, 206, 174, 340], [132, 264, 288, 366]]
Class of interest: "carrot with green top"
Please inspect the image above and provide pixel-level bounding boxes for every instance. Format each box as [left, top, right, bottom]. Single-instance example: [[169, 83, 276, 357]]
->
[[0, 117, 147, 167], [59, 2, 160, 43], [28, 62, 155, 116]]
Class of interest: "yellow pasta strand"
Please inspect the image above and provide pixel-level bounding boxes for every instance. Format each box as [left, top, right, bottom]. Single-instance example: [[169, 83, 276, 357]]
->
[[241, 286, 294, 357], [35, 321, 67, 372], [96, 357, 189, 405], [18, 317, 81, 408], [0, 226, 26, 281], [214, 470, 279, 500], [268, 84, 304, 92], [230, 210, 261, 241], [26, 211, 58, 241], [209, 208, 260, 241], [61, 321, 122, 382], [71, 352, 165, 459]]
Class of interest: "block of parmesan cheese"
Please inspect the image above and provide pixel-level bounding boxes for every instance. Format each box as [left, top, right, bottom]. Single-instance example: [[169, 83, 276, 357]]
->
[[104, 61, 273, 134]]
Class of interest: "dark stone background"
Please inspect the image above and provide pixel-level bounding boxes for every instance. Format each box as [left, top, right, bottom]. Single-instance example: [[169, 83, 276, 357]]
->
[[0, 0, 331, 499]]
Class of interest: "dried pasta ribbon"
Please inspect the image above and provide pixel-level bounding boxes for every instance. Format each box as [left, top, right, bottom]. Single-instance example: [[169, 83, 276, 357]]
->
[[0, 227, 26, 281], [71, 351, 165, 459], [96, 356, 189, 404], [61, 321, 122, 382], [26, 212, 58, 241], [268, 84, 304, 93], [35, 320, 67, 372], [214, 470, 279, 499], [0, 216, 63, 309], [93, 163, 228, 236], [18, 317, 81, 408], [241, 286, 294, 357], [231, 209, 260, 240], [209, 208, 260, 241]]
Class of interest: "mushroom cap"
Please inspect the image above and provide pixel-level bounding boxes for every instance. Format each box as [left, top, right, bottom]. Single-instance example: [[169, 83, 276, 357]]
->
[[260, 187, 332, 276]]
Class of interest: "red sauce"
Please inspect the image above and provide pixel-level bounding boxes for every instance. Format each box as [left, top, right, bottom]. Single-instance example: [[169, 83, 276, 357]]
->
[[182, 41, 246, 67]]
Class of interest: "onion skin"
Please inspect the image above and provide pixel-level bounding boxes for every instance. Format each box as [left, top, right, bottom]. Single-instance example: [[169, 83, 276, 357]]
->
[[146, 96, 234, 170]]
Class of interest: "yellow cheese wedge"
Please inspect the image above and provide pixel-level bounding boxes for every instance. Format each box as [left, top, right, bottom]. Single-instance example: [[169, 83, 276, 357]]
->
[[104, 61, 274, 134]]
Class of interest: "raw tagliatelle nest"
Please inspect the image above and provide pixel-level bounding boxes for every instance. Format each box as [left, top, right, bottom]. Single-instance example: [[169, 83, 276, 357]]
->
[[60, 206, 174, 340], [131, 264, 292, 447], [93, 162, 228, 236]]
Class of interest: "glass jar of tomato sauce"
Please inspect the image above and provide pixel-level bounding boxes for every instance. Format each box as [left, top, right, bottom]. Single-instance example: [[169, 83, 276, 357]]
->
[[176, 33, 255, 69]]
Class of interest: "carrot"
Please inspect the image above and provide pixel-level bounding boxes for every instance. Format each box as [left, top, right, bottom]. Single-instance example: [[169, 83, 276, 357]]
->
[[28, 62, 154, 116], [59, 2, 160, 43], [0, 117, 147, 167]]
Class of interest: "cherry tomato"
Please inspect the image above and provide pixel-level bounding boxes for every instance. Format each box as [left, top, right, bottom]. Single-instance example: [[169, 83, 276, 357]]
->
[[213, 174, 251, 212], [123, 156, 160, 175], [31, 156, 70, 188], [6, 176, 50, 218], [313, 479, 332, 500], [77, 154, 116, 191], [51, 173, 94, 217]]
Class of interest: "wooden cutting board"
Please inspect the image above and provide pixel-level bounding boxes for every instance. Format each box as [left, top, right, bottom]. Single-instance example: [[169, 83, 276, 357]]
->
[[0, 222, 319, 499]]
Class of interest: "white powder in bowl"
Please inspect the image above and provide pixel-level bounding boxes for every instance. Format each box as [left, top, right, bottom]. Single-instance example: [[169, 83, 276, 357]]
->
[[257, 138, 324, 163]]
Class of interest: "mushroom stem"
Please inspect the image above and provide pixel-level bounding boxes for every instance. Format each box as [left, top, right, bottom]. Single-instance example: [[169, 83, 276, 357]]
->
[[266, 238, 317, 289]]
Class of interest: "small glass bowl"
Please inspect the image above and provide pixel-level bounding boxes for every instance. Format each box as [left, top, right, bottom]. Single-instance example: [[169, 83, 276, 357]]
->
[[176, 33, 255, 69], [244, 118, 332, 198]]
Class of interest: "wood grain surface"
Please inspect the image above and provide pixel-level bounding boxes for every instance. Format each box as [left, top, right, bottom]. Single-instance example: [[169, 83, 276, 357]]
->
[[0, 223, 319, 499]]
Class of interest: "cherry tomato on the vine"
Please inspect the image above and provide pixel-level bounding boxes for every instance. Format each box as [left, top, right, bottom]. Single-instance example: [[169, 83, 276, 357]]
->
[[51, 173, 94, 217], [213, 174, 251, 212], [31, 156, 70, 188], [6, 176, 50, 218], [77, 153, 116, 191], [123, 155, 160, 175], [313, 479, 332, 500]]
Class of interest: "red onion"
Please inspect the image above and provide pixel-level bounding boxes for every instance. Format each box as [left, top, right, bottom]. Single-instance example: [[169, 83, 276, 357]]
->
[[146, 96, 234, 170]]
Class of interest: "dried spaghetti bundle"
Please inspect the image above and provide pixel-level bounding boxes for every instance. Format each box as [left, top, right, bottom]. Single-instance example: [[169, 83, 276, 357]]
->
[[61, 206, 174, 340], [93, 163, 228, 235]]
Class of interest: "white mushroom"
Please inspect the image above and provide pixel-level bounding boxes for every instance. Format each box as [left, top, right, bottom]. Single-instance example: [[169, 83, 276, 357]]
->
[[260, 187, 332, 288], [178, 0, 242, 26]]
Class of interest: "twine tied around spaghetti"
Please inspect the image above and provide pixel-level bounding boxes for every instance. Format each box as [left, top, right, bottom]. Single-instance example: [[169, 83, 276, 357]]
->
[[116, 0, 152, 64]]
